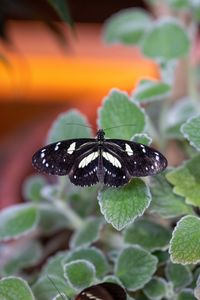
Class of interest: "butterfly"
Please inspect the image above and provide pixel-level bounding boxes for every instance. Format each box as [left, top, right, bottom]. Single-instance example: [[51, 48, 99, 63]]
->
[[32, 129, 167, 187], [75, 282, 126, 300]]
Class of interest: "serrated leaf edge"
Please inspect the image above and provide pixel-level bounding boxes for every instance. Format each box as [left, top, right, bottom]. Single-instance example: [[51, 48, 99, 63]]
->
[[181, 114, 200, 151], [98, 181, 152, 231], [63, 259, 96, 291], [114, 245, 158, 291], [0, 204, 39, 242], [0, 276, 35, 299], [169, 215, 200, 264], [69, 217, 104, 249]]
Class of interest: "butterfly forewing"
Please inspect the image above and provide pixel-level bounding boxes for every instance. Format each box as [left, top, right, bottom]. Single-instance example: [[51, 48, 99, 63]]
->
[[105, 140, 167, 177], [32, 139, 96, 176]]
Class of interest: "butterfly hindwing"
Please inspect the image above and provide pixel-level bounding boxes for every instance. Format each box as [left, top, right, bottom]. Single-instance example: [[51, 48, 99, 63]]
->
[[32, 139, 96, 176], [69, 147, 99, 186]]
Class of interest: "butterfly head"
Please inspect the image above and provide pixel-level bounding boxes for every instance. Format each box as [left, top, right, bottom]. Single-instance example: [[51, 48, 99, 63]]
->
[[96, 129, 105, 142]]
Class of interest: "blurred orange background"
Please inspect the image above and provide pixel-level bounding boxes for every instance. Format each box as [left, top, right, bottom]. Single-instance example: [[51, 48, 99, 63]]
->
[[0, 6, 160, 207]]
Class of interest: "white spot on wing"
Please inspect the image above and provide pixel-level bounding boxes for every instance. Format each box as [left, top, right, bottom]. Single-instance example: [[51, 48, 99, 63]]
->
[[142, 148, 146, 153], [41, 152, 45, 158], [67, 142, 76, 154], [156, 155, 159, 161], [103, 152, 121, 168], [54, 142, 61, 151], [42, 159, 46, 164], [125, 143, 133, 156], [78, 152, 98, 168], [45, 163, 49, 167]]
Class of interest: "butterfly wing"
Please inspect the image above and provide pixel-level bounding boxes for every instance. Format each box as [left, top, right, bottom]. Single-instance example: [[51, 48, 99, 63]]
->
[[32, 139, 96, 176], [103, 139, 167, 186], [68, 147, 99, 187]]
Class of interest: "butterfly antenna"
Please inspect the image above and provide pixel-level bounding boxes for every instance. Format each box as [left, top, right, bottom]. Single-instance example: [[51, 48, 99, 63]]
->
[[47, 275, 66, 300], [104, 124, 136, 131], [65, 122, 96, 130]]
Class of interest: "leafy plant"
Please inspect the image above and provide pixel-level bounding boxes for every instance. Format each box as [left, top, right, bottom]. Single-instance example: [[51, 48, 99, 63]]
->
[[1, 1, 200, 299]]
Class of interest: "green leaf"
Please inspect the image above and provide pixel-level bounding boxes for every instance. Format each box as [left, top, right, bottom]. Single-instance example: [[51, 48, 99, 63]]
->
[[0, 204, 38, 241], [0, 277, 35, 300], [47, 109, 92, 143], [143, 277, 168, 300], [123, 218, 171, 251], [181, 115, 200, 151], [132, 80, 171, 103], [42, 251, 70, 278], [63, 247, 108, 279], [142, 18, 190, 60], [32, 275, 73, 300], [115, 246, 158, 291], [169, 215, 200, 264], [38, 204, 69, 235], [23, 175, 47, 202], [1, 241, 42, 276], [69, 217, 103, 248], [102, 275, 124, 286], [153, 250, 170, 266], [103, 8, 152, 45], [166, 155, 200, 206], [64, 260, 95, 290], [177, 289, 197, 300], [98, 179, 151, 231], [165, 98, 196, 139], [47, 0, 73, 26], [149, 171, 193, 218], [98, 89, 145, 139], [131, 133, 152, 145], [165, 261, 192, 291], [52, 293, 69, 300]]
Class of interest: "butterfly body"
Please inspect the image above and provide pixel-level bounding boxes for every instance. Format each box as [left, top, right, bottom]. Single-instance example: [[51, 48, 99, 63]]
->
[[32, 129, 167, 187]]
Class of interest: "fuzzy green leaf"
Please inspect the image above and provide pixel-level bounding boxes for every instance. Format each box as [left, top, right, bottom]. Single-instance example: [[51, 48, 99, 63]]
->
[[103, 8, 152, 45], [98, 89, 145, 139], [98, 179, 151, 231], [64, 260, 95, 290], [38, 204, 68, 235], [143, 277, 168, 300], [52, 293, 69, 300], [63, 247, 108, 279], [165, 99, 196, 139], [42, 251, 70, 278], [23, 175, 47, 202], [133, 80, 171, 103], [0, 204, 38, 241], [1, 241, 42, 276], [32, 275, 73, 300], [181, 115, 200, 151], [150, 172, 193, 218], [131, 133, 152, 146], [165, 261, 192, 291], [169, 215, 200, 264], [123, 218, 171, 251], [69, 217, 103, 248], [142, 18, 190, 60], [178, 289, 196, 300], [153, 250, 170, 266], [47, 109, 92, 143], [0, 277, 35, 300], [166, 155, 200, 207], [115, 246, 158, 291], [102, 275, 124, 286]]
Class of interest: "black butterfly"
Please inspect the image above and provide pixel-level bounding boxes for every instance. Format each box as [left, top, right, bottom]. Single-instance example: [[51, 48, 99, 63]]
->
[[75, 282, 126, 300], [32, 129, 167, 187]]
